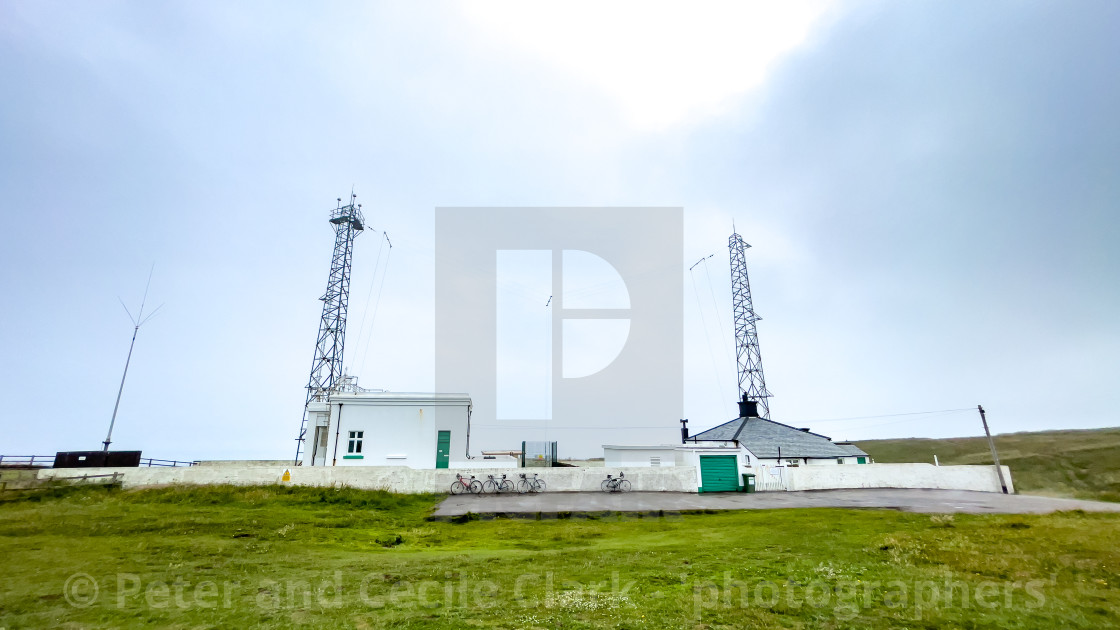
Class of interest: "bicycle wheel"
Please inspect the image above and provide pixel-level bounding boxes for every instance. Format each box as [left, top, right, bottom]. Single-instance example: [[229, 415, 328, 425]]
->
[[483, 480, 498, 494], [516, 479, 530, 494], [619, 479, 632, 492], [469, 479, 483, 494], [500, 479, 515, 493], [451, 480, 465, 495], [533, 479, 546, 493], [601, 479, 611, 492]]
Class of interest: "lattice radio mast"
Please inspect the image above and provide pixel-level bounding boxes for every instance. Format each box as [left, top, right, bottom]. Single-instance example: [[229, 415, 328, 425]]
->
[[729, 226, 772, 419], [294, 193, 365, 464]]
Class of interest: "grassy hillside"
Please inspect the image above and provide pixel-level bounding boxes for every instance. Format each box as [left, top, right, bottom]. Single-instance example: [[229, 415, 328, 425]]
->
[[856, 427, 1120, 503], [2, 484, 1119, 628]]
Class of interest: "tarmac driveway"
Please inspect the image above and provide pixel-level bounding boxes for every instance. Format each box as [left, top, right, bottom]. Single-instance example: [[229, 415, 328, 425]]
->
[[432, 488, 1120, 518]]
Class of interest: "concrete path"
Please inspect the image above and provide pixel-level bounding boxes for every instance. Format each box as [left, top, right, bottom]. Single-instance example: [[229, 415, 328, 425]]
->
[[432, 488, 1120, 518]]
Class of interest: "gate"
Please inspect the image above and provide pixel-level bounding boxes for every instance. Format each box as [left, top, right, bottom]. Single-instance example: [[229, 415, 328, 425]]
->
[[754, 466, 790, 492]]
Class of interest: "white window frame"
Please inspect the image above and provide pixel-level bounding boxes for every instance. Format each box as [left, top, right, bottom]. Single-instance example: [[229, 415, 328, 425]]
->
[[347, 430, 364, 454]]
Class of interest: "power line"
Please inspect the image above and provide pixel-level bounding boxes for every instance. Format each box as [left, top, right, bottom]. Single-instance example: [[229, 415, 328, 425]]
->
[[474, 425, 673, 429], [702, 257, 734, 369], [350, 230, 387, 374], [689, 261, 729, 417], [790, 407, 976, 424], [477, 408, 976, 433], [357, 232, 393, 379]]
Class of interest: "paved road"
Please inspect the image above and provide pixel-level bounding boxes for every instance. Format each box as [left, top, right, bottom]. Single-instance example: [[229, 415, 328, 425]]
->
[[433, 488, 1120, 517]]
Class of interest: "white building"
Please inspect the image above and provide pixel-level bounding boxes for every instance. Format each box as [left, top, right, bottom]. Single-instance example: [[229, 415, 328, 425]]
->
[[686, 415, 870, 467], [300, 391, 479, 468], [603, 407, 871, 492]]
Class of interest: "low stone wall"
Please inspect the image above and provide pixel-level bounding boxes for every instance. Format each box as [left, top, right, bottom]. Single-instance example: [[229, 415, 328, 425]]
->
[[37, 465, 699, 494], [776, 463, 1014, 493], [448, 457, 519, 469], [195, 460, 290, 467], [35, 463, 1013, 494]]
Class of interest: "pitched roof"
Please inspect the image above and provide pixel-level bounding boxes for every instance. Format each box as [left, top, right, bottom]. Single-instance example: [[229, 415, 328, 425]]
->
[[833, 443, 869, 457], [690, 417, 868, 459]]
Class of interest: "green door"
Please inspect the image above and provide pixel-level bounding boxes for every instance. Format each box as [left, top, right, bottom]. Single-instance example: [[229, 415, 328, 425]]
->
[[699, 455, 739, 493], [436, 431, 451, 469]]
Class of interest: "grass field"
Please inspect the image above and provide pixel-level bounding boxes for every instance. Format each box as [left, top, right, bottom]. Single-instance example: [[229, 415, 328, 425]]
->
[[2, 484, 1118, 628], [855, 427, 1120, 503]]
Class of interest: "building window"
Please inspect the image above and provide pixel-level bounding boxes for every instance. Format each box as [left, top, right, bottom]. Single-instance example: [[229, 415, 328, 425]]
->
[[857, 456, 867, 464], [837, 457, 845, 464], [348, 431, 364, 454]]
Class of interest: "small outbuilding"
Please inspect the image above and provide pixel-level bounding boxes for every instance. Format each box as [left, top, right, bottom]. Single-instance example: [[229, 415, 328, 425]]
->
[[687, 416, 870, 467], [301, 391, 481, 469], [603, 398, 871, 492]]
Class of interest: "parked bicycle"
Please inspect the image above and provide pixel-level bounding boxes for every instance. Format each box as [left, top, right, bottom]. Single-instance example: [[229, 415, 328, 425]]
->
[[482, 474, 515, 494], [602, 472, 631, 493], [450, 473, 483, 495], [516, 473, 546, 494]]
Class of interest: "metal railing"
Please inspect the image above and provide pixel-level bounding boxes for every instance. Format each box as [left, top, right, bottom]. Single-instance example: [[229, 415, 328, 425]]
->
[[140, 458, 199, 468], [0, 455, 54, 467], [0, 472, 124, 493], [47, 472, 123, 484], [0, 455, 199, 468]]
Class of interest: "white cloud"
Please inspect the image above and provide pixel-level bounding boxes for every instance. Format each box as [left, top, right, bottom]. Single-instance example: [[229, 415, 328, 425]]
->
[[462, 0, 834, 130]]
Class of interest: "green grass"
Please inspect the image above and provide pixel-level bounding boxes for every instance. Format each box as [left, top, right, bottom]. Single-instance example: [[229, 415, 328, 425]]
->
[[856, 427, 1120, 503], [2, 485, 1119, 628]]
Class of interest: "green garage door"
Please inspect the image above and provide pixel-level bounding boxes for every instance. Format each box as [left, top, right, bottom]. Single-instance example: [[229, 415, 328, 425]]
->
[[699, 455, 739, 493]]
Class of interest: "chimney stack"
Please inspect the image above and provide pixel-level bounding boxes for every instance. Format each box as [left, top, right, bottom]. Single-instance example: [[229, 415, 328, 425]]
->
[[738, 393, 759, 419]]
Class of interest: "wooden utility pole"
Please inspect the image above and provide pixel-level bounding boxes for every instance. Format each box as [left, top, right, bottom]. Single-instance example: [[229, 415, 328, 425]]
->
[[978, 405, 1008, 494]]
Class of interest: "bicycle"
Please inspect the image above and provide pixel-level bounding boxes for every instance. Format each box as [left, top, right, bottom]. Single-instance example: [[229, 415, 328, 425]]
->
[[602, 472, 631, 493], [450, 473, 483, 495], [516, 473, 546, 494], [482, 474, 515, 494]]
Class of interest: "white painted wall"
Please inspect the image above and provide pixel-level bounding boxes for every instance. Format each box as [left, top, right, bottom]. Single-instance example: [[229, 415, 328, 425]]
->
[[674, 444, 752, 490], [769, 463, 1014, 494], [603, 446, 679, 467], [38, 465, 698, 493], [37, 462, 1012, 495], [452, 456, 519, 469], [744, 456, 871, 467], [301, 392, 473, 469]]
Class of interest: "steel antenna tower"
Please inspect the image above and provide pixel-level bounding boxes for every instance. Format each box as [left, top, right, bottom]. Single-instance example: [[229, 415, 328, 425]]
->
[[294, 193, 365, 465], [729, 227, 772, 419]]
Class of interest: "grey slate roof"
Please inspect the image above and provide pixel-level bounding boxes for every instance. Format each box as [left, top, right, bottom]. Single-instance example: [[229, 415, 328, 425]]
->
[[690, 417, 869, 459], [833, 442, 869, 457]]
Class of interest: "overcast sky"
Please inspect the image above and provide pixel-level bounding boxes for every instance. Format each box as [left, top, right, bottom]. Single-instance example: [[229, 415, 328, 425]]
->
[[2, 1, 1117, 460]]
